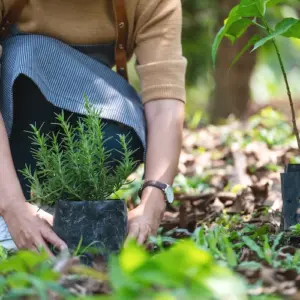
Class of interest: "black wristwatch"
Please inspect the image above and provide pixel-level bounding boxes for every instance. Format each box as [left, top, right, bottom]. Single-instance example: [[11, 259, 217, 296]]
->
[[139, 180, 174, 203]]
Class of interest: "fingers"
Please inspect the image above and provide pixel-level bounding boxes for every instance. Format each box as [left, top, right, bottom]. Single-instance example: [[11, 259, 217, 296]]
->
[[137, 230, 148, 245], [127, 223, 151, 245], [127, 223, 140, 242], [41, 226, 68, 252], [34, 238, 54, 257], [23, 225, 66, 257]]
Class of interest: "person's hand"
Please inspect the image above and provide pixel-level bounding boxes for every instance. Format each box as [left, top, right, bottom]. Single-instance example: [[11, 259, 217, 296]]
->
[[2, 201, 67, 256], [127, 188, 166, 244]]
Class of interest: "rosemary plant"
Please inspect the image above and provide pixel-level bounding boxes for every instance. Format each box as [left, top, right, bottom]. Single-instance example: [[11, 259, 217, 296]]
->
[[21, 103, 137, 205]]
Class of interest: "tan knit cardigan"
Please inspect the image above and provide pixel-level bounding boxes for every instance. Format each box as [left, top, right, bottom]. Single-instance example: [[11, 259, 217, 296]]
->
[[1, 0, 187, 104]]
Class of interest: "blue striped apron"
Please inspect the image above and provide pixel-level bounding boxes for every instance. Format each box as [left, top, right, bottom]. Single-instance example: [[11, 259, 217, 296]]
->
[[0, 30, 146, 149]]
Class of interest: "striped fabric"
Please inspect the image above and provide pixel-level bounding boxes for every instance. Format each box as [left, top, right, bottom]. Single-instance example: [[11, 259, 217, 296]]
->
[[0, 32, 146, 250], [0, 33, 146, 150]]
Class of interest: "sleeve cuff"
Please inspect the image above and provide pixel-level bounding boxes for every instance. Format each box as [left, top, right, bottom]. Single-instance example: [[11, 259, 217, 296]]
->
[[136, 58, 187, 104]]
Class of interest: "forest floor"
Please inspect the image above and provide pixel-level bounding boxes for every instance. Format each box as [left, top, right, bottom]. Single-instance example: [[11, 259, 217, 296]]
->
[[2, 105, 300, 299], [166, 107, 300, 299]]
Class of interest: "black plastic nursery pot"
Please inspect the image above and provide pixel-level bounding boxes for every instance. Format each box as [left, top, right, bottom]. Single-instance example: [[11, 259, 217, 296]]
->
[[280, 164, 300, 231], [53, 199, 128, 261]]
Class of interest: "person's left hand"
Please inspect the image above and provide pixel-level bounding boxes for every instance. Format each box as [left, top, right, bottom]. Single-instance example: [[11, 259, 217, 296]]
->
[[127, 188, 166, 244]]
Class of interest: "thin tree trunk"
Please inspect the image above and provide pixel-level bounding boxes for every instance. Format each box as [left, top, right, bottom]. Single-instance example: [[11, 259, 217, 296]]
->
[[209, 0, 257, 123]]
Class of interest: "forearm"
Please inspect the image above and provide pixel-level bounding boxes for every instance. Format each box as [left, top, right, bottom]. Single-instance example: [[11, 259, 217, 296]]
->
[[142, 99, 184, 204], [0, 113, 25, 215]]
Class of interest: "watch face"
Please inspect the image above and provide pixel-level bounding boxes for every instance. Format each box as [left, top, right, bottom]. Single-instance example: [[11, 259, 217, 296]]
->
[[165, 186, 174, 203]]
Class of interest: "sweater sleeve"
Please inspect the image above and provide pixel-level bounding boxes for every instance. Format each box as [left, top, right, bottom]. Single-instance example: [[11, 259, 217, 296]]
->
[[134, 0, 187, 104]]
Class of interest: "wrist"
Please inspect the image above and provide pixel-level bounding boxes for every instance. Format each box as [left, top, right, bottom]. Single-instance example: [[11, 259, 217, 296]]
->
[[140, 187, 166, 211], [0, 181, 26, 216], [140, 179, 174, 205], [1, 201, 27, 223], [0, 193, 27, 219]]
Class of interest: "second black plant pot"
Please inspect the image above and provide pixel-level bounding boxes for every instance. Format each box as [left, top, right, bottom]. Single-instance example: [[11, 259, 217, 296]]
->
[[280, 164, 300, 231], [53, 199, 128, 262]]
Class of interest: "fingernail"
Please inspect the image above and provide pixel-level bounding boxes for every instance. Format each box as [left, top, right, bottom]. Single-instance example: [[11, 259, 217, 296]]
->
[[60, 244, 68, 251]]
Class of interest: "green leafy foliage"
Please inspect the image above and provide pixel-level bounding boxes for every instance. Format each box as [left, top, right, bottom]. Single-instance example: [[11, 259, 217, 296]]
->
[[174, 173, 212, 194], [212, 0, 300, 65], [1, 223, 299, 299], [21, 102, 137, 205], [181, 0, 300, 127], [224, 107, 294, 148], [247, 107, 293, 147], [106, 240, 247, 300], [290, 223, 300, 235], [0, 249, 69, 299], [252, 18, 300, 50], [0, 240, 247, 300], [192, 221, 300, 274]]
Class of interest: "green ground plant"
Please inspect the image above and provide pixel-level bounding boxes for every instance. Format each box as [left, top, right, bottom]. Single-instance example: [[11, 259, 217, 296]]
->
[[2, 222, 299, 299], [21, 102, 137, 205], [290, 223, 300, 235], [193, 223, 300, 273], [0, 250, 70, 299], [0, 240, 248, 300], [105, 239, 247, 300], [222, 107, 294, 151]]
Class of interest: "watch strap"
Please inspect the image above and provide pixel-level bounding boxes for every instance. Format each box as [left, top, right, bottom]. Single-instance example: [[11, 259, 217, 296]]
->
[[139, 180, 168, 199]]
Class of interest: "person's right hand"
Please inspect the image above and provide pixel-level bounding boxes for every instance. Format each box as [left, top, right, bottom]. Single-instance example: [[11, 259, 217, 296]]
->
[[2, 201, 67, 256]]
